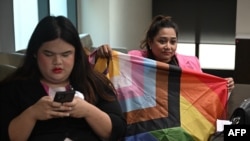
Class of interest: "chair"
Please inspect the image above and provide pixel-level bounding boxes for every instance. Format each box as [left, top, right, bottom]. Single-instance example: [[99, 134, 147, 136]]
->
[[79, 33, 128, 54], [79, 33, 93, 51], [0, 52, 25, 67], [227, 83, 250, 118], [90, 46, 128, 54], [112, 47, 128, 54], [0, 64, 16, 81], [16, 49, 26, 54]]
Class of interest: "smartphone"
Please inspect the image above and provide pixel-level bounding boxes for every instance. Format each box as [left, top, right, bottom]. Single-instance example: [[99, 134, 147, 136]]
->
[[54, 90, 75, 103]]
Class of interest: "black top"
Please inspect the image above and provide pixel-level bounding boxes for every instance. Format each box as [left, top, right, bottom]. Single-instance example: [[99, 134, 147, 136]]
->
[[0, 79, 126, 141]]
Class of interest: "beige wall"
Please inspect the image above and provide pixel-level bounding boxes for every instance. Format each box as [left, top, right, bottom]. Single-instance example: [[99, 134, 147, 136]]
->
[[236, 0, 250, 39], [77, 0, 152, 51]]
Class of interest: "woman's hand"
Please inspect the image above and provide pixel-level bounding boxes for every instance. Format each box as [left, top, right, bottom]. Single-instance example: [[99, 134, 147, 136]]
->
[[63, 97, 87, 118], [96, 44, 113, 59], [8, 96, 73, 141], [225, 77, 234, 93], [29, 96, 72, 120]]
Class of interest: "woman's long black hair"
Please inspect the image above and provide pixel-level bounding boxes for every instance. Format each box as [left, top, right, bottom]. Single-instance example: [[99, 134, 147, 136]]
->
[[1, 16, 116, 103]]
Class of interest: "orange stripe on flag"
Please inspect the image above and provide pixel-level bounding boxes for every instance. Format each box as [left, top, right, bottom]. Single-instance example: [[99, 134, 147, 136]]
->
[[180, 69, 228, 124]]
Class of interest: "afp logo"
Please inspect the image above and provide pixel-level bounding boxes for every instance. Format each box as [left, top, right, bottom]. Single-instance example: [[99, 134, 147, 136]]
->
[[224, 125, 250, 140], [227, 128, 246, 136]]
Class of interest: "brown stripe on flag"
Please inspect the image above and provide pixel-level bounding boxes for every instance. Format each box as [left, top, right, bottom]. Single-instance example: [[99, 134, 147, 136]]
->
[[125, 63, 170, 124]]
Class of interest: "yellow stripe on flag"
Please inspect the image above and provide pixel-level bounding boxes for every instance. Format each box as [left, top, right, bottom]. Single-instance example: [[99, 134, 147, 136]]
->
[[180, 96, 214, 141]]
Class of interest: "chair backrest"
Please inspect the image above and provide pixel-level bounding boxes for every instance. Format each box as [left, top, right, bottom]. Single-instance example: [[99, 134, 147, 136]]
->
[[90, 47, 128, 54], [0, 52, 25, 67], [16, 49, 26, 54], [112, 47, 128, 53], [228, 84, 250, 118], [79, 33, 93, 50], [0, 64, 16, 81]]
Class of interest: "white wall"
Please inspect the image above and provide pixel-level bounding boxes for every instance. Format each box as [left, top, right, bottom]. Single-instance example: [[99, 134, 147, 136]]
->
[[77, 0, 152, 50], [77, 0, 110, 48]]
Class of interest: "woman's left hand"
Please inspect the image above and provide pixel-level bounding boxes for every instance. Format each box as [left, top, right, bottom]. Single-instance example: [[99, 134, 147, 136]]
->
[[62, 97, 86, 118], [225, 77, 234, 93]]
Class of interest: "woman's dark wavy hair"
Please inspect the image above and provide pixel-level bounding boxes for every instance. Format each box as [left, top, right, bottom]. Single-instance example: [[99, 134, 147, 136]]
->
[[2, 16, 116, 103], [140, 15, 179, 60]]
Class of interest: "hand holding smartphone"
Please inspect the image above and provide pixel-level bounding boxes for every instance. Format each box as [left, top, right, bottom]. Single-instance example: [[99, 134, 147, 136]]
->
[[53, 90, 75, 103]]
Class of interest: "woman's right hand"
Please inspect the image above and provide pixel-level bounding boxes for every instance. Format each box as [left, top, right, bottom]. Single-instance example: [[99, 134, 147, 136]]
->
[[96, 44, 113, 59], [29, 96, 72, 120]]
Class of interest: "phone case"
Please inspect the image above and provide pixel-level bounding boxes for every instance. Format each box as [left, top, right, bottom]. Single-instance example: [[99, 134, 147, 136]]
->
[[54, 90, 75, 103]]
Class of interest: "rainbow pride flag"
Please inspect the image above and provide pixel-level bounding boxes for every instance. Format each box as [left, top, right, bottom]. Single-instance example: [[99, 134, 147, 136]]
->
[[92, 51, 228, 141]]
